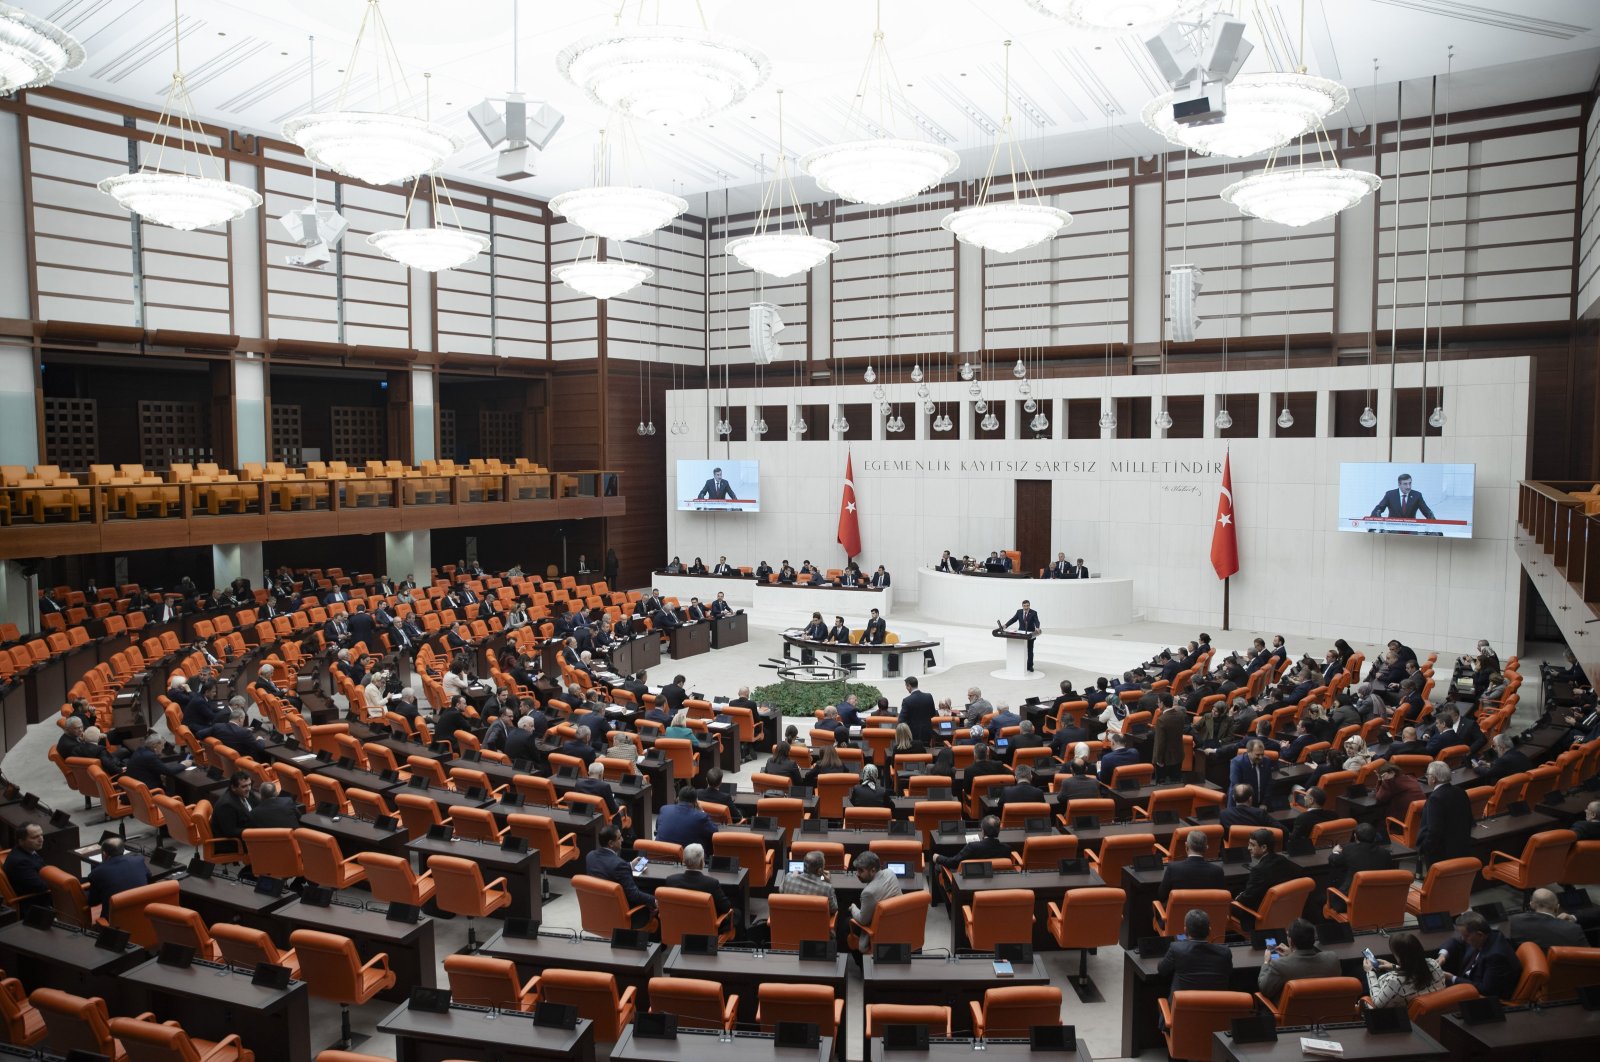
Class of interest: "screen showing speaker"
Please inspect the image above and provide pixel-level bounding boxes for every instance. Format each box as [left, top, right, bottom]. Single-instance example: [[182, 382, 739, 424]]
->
[[677, 459, 761, 513], [1337, 462, 1475, 539]]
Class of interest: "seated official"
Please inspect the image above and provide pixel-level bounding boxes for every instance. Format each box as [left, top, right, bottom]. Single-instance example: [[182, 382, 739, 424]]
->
[[1234, 828, 1311, 930], [1056, 756, 1103, 801], [558, 727, 599, 767], [1220, 785, 1275, 833], [211, 771, 256, 856], [1325, 822, 1397, 913], [760, 743, 804, 786], [119, 732, 185, 794], [663, 842, 738, 927], [3, 824, 50, 911], [1159, 829, 1226, 900], [848, 764, 892, 809], [574, 761, 622, 819], [1438, 910, 1522, 1000], [1097, 731, 1140, 783], [250, 781, 301, 829], [994, 765, 1047, 812], [86, 838, 151, 910], [656, 787, 716, 849], [1158, 909, 1232, 1003], [934, 815, 1010, 883], [1286, 786, 1341, 845], [1508, 888, 1589, 949], [585, 825, 655, 925], [695, 767, 743, 823], [779, 849, 838, 915], [1257, 919, 1340, 1004], [848, 852, 903, 949]]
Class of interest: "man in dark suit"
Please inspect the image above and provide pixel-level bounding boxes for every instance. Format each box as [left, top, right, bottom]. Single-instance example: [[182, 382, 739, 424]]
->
[[1000, 600, 1041, 670], [936, 551, 958, 572], [869, 565, 891, 588], [1159, 830, 1226, 899], [656, 787, 717, 849], [1369, 473, 1436, 520], [695, 767, 743, 823], [1440, 911, 1522, 1000], [899, 677, 936, 743], [1055, 758, 1102, 801], [710, 593, 733, 619], [760, 744, 804, 786], [1158, 910, 1232, 999], [1227, 741, 1275, 806], [1324, 822, 1397, 912], [1005, 721, 1046, 765], [1220, 785, 1276, 833], [994, 766, 1047, 814], [210, 709, 267, 761], [1234, 829, 1310, 929], [573, 761, 621, 819], [119, 733, 185, 793], [1572, 799, 1600, 842], [932, 815, 1011, 902], [660, 676, 689, 716], [3, 825, 50, 912], [1070, 558, 1089, 578], [1286, 787, 1341, 846], [827, 616, 851, 643], [662, 843, 737, 926], [584, 825, 655, 925], [1508, 889, 1589, 950], [346, 603, 376, 648], [86, 838, 150, 910], [504, 715, 541, 762], [1473, 732, 1532, 785], [1418, 761, 1473, 868], [250, 781, 301, 828], [1097, 731, 1140, 784], [559, 728, 600, 769], [573, 703, 610, 752], [863, 609, 887, 644], [180, 679, 228, 735], [323, 585, 349, 605], [211, 772, 256, 857], [1048, 553, 1072, 579], [695, 468, 737, 500]]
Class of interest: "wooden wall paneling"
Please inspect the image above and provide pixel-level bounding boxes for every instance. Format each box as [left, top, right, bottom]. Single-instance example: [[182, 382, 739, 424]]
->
[[329, 406, 385, 464], [438, 408, 457, 463], [601, 360, 668, 589], [209, 360, 236, 468], [386, 369, 413, 464]]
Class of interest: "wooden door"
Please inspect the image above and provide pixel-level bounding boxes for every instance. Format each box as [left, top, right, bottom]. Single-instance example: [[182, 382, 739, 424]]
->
[[1015, 480, 1053, 577]]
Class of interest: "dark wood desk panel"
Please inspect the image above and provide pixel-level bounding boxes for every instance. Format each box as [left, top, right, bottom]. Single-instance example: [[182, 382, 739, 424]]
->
[[862, 955, 1051, 1042], [615, 1026, 832, 1062], [297, 811, 410, 858], [275, 897, 437, 1001], [0, 921, 146, 1000], [550, 772, 653, 839], [636, 863, 749, 926], [1438, 1003, 1600, 1059], [0, 800, 80, 873], [404, 835, 541, 923], [479, 931, 665, 1007], [308, 761, 404, 800], [377, 1001, 596, 1062], [867, 1040, 1092, 1062], [710, 614, 749, 649], [484, 801, 603, 860], [666, 623, 711, 660], [606, 634, 663, 676], [119, 957, 311, 1062], [177, 874, 295, 944], [944, 868, 1106, 951], [1211, 1023, 1446, 1061], [663, 946, 848, 1028], [167, 766, 229, 806]]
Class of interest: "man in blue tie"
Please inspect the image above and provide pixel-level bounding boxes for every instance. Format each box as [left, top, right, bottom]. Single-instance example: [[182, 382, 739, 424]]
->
[[1000, 600, 1042, 671]]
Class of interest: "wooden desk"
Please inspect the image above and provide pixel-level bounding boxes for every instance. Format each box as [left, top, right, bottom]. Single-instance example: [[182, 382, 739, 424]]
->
[[862, 954, 1051, 1041], [666, 623, 711, 660], [606, 634, 663, 676], [404, 835, 542, 922], [550, 772, 654, 838], [0, 921, 146, 1000], [944, 867, 1106, 950], [1470, 810, 1560, 864], [177, 873, 295, 944], [636, 863, 749, 925], [309, 760, 404, 800], [615, 1026, 832, 1062], [377, 1000, 595, 1062], [867, 1040, 1092, 1062], [0, 800, 80, 873], [297, 811, 410, 858], [663, 946, 849, 1029], [119, 956, 311, 1062], [168, 766, 229, 806], [479, 930, 665, 1007], [710, 613, 749, 649], [275, 897, 437, 1001], [1212, 1023, 1446, 1061], [1438, 1002, 1600, 1059]]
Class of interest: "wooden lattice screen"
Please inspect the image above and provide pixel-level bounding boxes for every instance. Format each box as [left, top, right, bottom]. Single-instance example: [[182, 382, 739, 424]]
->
[[479, 410, 521, 461], [271, 404, 302, 466], [329, 406, 386, 464], [138, 400, 209, 471], [43, 397, 98, 474]]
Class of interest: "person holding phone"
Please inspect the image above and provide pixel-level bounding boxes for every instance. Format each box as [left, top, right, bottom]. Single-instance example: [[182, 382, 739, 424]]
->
[[1365, 932, 1448, 1009], [1258, 919, 1340, 1004]]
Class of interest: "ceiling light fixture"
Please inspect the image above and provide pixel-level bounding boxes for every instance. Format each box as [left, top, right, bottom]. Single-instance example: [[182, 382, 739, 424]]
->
[[727, 90, 839, 277], [468, 0, 564, 182], [98, 0, 262, 231], [283, 0, 461, 186], [0, 2, 84, 94], [941, 41, 1072, 254], [558, 0, 769, 125], [800, 1, 957, 205], [1024, 0, 1212, 34], [550, 122, 687, 241], [279, 36, 348, 268], [1143, 71, 1348, 158], [554, 237, 654, 300]]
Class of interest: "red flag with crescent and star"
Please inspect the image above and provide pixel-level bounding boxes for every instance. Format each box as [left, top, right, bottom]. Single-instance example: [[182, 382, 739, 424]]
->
[[1210, 452, 1239, 579], [837, 453, 861, 559]]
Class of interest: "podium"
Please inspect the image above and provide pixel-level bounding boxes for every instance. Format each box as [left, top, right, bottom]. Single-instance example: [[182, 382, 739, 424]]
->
[[711, 612, 748, 649], [666, 621, 711, 659], [991, 628, 1039, 680]]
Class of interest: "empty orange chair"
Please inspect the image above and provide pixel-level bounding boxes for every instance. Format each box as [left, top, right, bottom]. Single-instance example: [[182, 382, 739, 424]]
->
[[289, 930, 395, 1050], [573, 874, 656, 936], [30, 987, 129, 1059], [1087, 833, 1155, 887], [656, 886, 735, 946], [352, 852, 434, 907], [0, 971, 43, 1047], [1058, 797, 1115, 827], [211, 924, 300, 979], [107, 1016, 254, 1061], [849, 890, 929, 953], [294, 828, 367, 890], [962, 889, 1035, 951], [393, 792, 444, 839], [1159, 991, 1257, 1062], [102, 880, 180, 950], [1013, 834, 1078, 870], [866, 1004, 951, 1038], [968, 985, 1062, 1037], [756, 983, 844, 1035], [1406, 857, 1482, 916], [868, 838, 926, 873], [144, 903, 222, 961], [1257, 976, 1363, 1025], [712, 831, 774, 888], [1484, 829, 1576, 892], [1045, 887, 1126, 997], [443, 954, 538, 1011], [632, 839, 683, 862], [768, 893, 835, 951], [505, 813, 579, 880], [1153, 889, 1231, 940], [1564, 840, 1600, 884], [913, 801, 963, 846], [538, 969, 636, 1043], [446, 806, 505, 843], [241, 829, 301, 880], [1407, 983, 1479, 1038], [646, 976, 738, 1031], [1507, 941, 1549, 1005], [1323, 869, 1413, 930], [1309, 817, 1357, 847], [1230, 877, 1315, 934], [1544, 946, 1600, 1001], [427, 855, 511, 937]]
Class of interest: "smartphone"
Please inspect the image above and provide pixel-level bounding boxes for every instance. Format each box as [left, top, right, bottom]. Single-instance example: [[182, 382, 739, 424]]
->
[[1175, 934, 1188, 942], [991, 960, 1014, 977], [1267, 952, 1279, 962], [1264, 937, 1277, 950], [1363, 948, 1377, 965]]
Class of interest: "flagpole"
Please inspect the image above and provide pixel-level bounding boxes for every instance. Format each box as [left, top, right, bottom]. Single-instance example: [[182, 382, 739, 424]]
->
[[1223, 576, 1230, 632]]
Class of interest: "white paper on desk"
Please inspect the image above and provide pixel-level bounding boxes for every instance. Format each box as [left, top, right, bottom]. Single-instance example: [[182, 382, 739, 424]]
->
[[293, 754, 319, 762]]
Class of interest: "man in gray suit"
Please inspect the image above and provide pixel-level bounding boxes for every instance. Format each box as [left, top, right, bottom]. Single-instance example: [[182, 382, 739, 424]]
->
[[848, 852, 903, 949], [1257, 919, 1341, 1004], [962, 687, 994, 726]]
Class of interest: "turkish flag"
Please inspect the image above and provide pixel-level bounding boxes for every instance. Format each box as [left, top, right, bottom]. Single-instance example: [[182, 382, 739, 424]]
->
[[1210, 453, 1239, 579], [837, 453, 862, 559]]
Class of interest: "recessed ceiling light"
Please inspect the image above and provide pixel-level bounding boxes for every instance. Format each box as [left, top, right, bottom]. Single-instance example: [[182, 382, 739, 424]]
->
[[217, 31, 226, 36]]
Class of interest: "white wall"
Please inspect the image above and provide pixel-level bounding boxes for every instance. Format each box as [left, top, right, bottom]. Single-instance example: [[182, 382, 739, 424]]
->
[[666, 357, 1529, 653]]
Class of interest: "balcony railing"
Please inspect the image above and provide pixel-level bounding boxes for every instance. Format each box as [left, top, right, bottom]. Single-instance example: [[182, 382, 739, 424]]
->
[[1517, 480, 1600, 608]]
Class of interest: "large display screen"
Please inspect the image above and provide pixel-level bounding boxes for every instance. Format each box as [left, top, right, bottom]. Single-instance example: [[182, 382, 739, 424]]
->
[[677, 459, 760, 513], [1337, 462, 1475, 539]]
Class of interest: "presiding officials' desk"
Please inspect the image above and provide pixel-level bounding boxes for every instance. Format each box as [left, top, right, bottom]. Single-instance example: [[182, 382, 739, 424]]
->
[[119, 956, 311, 1062], [664, 946, 849, 1028], [480, 930, 665, 1005], [276, 897, 436, 1000], [862, 954, 1051, 1040], [915, 567, 1133, 630], [653, 572, 758, 609], [377, 1000, 595, 1062], [868, 1040, 1093, 1062], [615, 1026, 833, 1062], [1212, 1023, 1446, 1062], [781, 631, 941, 680], [753, 581, 894, 624], [0, 920, 145, 1000], [1438, 1002, 1600, 1059]]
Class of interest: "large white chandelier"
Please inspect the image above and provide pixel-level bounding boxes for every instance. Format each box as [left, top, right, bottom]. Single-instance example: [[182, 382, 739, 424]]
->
[[1142, 71, 1349, 158], [282, 1, 459, 185], [98, 2, 261, 231], [941, 42, 1071, 254], [0, 3, 84, 94], [557, 3, 769, 125], [1023, 0, 1212, 33], [555, 238, 654, 300], [727, 90, 838, 278], [550, 122, 687, 242], [367, 172, 488, 271], [1222, 164, 1380, 227], [800, 2, 957, 206]]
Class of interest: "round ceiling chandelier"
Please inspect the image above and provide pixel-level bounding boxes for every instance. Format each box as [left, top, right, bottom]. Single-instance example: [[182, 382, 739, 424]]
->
[[728, 90, 839, 277], [554, 240, 655, 300], [368, 172, 489, 272], [549, 186, 687, 242], [800, 3, 957, 205], [557, 8, 770, 126], [1222, 163, 1380, 227], [0, 3, 85, 95], [1142, 72, 1349, 158], [282, 1, 459, 186], [98, 1, 261, 231], [1023, 0, 1213, 33], [942, 43, 1070, 254]]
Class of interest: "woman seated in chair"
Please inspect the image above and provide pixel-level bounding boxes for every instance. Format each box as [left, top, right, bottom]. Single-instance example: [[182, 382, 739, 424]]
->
[[804, 746, 848, 789], [664, 710, 696, 742], [1364, 932, 1448, 1009]]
